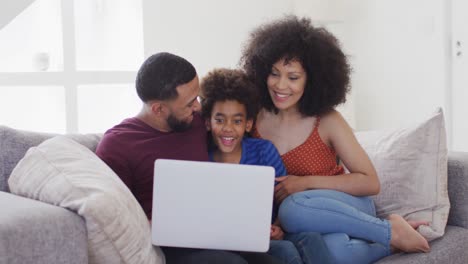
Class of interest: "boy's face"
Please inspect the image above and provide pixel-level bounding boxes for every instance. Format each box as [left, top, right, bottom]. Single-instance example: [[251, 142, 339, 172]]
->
[[206, 100, 253, 155]]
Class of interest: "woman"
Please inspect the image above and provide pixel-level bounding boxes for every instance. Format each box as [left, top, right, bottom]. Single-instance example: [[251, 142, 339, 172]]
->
[[240, 15, 430, 264]]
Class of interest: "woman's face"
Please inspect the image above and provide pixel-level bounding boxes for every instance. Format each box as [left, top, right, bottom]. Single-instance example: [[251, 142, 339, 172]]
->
[[266, 59, 307, 112]]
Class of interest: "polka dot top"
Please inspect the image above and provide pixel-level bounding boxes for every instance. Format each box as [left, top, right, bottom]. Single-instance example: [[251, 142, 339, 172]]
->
[[251, 117, 344, 176]]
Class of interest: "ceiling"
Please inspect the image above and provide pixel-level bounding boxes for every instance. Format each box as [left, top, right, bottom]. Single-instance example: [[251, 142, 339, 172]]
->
[[0, 0, 34, 30]]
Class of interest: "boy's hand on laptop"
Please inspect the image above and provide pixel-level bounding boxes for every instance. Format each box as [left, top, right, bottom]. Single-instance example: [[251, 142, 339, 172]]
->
[[270, 224, 284, 240]]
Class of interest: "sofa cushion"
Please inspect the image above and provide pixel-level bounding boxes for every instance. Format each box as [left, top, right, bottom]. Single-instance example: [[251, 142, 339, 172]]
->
[[8, 136, 164, 264], [447, 152, 468, 229], [355, 108, 449, 241], [0, 125, 101, 192], [0, 126, 54, 192], [0, 191, 88, 264], [376, 225, 468, 264]]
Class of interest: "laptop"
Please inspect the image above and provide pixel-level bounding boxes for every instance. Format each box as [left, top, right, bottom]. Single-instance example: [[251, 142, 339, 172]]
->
[[151, 159, 275, 252]]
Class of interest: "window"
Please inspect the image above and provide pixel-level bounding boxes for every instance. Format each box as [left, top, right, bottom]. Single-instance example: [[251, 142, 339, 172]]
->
[[77, 84, 140, 133], [0, 0, 143, 133], [0, 86, 66, 133]]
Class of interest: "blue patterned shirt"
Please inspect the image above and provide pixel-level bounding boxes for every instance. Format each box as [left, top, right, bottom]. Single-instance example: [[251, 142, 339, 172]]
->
[[209, 137, 286, 221]]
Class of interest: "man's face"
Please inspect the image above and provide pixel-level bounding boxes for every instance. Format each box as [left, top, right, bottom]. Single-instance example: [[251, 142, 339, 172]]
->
[[166, 111, 192, 132], [164, 76, 201, 132]]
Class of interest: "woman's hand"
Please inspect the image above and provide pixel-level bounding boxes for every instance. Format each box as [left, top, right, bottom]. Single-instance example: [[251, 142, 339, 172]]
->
[[270, 224, 285, 240], [274, 175, 309, 203]]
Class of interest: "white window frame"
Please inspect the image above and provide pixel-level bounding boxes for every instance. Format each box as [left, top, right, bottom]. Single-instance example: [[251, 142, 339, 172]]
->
[[0, 0, 138, 133]]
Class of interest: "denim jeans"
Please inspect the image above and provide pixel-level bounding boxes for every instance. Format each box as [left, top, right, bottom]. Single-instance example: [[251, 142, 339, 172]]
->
[[268, 232, 334, 264], [278, 190, 391, 264], [269, 240, 301, 264]]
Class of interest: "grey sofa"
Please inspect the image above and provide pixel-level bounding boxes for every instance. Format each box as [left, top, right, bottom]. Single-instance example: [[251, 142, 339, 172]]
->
[[0, 126, 100, 264], [1, 125, 468, 264]]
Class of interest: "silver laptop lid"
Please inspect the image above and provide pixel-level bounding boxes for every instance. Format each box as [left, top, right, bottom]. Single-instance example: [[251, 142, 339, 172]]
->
[[152, 159, 275, 252]]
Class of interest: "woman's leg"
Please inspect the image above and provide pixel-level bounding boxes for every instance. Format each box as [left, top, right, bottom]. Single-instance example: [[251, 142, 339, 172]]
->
[[268, 240, 302, 264], [279, 190, 430, 254], [279, 190, 391, 246], [284, 232, 334, 264]]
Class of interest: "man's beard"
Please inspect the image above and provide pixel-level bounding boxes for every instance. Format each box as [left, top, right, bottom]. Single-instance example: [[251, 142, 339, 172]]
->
[[167, 113, 192, 132]]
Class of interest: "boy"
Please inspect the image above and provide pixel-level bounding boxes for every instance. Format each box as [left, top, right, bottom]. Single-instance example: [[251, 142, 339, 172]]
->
[[200, 68, 328, 264]]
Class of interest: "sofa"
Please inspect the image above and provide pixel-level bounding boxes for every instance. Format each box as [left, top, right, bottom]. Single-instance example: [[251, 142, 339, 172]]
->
[[1, 125, 468, 264]]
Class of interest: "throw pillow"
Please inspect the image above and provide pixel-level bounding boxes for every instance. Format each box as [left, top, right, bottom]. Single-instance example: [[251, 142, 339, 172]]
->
[[8, 136, 165, 264], [0, 125, 101, 192], [355, 108, 449, 241]]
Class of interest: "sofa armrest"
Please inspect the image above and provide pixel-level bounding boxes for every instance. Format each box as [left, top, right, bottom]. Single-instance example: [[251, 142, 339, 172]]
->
[[0, 192, 88, 264], [447, 152, 468, 229]]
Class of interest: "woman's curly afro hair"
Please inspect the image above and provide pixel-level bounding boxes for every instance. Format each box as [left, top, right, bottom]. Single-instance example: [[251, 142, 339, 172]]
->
[[200, 68, 259, 121], [240, 15, 351, 117]]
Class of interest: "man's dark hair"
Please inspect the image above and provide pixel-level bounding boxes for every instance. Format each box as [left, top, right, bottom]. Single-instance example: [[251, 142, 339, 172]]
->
[[200, 68, 259, 121], [240, 15, 351, 116], [136, 52, 196, 102]]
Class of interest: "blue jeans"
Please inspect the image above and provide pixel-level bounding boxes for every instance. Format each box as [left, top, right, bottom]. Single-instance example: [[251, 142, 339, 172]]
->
[[278, 190, 391, 264], [268, 232, 334, 264]]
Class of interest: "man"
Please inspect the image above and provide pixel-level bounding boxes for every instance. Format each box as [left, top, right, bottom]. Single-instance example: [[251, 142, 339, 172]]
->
[[96, 52, 283, 264]]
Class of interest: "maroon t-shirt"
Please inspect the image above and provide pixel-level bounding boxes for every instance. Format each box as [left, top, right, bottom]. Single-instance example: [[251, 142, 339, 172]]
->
[[96, 113, 209, 219]]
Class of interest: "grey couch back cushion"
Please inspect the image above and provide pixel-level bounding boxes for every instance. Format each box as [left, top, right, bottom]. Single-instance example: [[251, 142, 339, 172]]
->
[[0, 126, 102, 192]]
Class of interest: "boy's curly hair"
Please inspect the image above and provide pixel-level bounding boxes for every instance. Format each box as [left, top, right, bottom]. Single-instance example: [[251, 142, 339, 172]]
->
[[240, 15, 351, 116], [200, 68, 259, 120]]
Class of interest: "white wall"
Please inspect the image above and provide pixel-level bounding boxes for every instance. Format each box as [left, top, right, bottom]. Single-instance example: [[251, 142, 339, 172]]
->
[[292, 0, 363, 129], [1, 0, 461, 147], [451, 0, 468, 151], [142, 0, 359, 127], [294, 0, 451, 134], [142, 0, 293, 78], [142, 0, 458, 147]]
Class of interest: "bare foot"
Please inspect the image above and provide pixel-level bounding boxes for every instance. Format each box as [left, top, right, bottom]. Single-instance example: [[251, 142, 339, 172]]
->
[[388, 214, 430, 253]]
